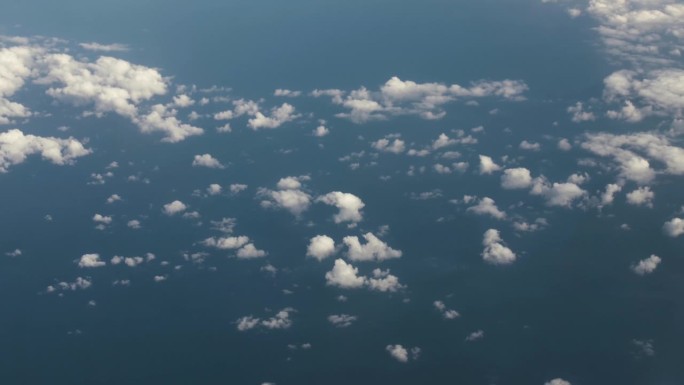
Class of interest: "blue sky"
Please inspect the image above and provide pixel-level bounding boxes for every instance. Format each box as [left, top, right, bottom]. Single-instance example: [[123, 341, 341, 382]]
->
[[1, 1, 684, 384]]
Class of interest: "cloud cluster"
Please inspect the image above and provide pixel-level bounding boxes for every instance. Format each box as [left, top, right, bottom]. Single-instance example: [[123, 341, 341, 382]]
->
[[385, 344, 421, 363], [314, 76, 527, 123], [317, 191, 365, 224], [0, 129, 91, 172], [481, 229, 516, 265], [325, 259, 404, 292], [236, 308, 295, 331], [258, 176, 312, 217]]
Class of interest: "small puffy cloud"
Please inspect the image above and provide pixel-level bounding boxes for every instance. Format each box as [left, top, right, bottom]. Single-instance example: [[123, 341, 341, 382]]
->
[[106, 194, 122, 204], [92, 214, 112, 224], [248, 103, 299, 130], [192, 153, 224, 169], [172, 94, 195, 108], [432, 133, 456, 150], [558, 138, 572, 151], [372, 137, 405, 154], [519, 140, 541, 151], [328, 314, 358, 328], [78, 253, 106, 268], [600, 183, 622, 206], [531, 179, 586, 207], [202, 236, 250, 249], [482, 229, 516, 265], [545, 379, 571, 385], [434, 300, 460, 319], [567, 102, 596, 123], [0, 129, 91, 173], [236, 243, 268, 259], [306, 235, 337, 261], [259, 177, 312, 217], [467, 197, 506, 220], [5, 249, 22, 257], [325, 259, 367, 288], [367, 268, 405, 292], [313, 125, 329, 137], [274, 89, 301, 97], [162, 200, 187, 215], [343, 232, 402, 261], [479, 155, 501, 174], [385, 344, 421, 363], [236, 308, 295, 331], [632, 254, 661, 275], [465, 330, 485, 342], [207, 183, 222, 195], [663, 218, 684, 237], [501, 168, 533, 189], [230, 183, 248, 194], [317, 191, 365, 223], [127, 219, 141, 229], [626, 186, 654, 207]]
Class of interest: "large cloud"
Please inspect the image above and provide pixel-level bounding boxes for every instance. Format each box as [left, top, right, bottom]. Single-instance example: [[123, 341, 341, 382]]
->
[[0, 129, 91, 172]]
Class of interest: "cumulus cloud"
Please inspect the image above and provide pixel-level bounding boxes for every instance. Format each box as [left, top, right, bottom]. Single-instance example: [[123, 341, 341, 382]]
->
[[258, 176, 312, 217], [481, 229, 516, 265], [385, 344, 421, 363], [79, 42, 128, 52], [316, 76, 527, 123], [77, 253, 106, 268], [567, 102, 596, 123], [236, 243, 268, 259], [236, 308, 295, 331], [501, 167, 533, 189], [582, 132, 684, 184], [343, 232, 402, 261], [663, 217, 684, 237], [479, 155, 501, 174], [632, 254, 661, 275], [162, 200, 187, 215], [600, 183, 623, 206], [306, 235, 337, 261], [433, 300, 460, 319], [626, 186, 655, 207], [372, 137, 405, 154], [544, 379, 571, 385], [328, 314, 358, 327], [325, 259, 367, 288], [367, 268, 405, 292], [0, 129, 91, 172], [192, 153, 224, 169], [467, 197, 507, 220], [317, 192, 365, 223], [465, 330, 485, 342], [248, 103, 299, 130], [530, 177, 587, 207]]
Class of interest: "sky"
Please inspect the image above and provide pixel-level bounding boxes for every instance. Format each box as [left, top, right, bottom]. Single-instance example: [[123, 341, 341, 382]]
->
[[1, 0, 683, 384]]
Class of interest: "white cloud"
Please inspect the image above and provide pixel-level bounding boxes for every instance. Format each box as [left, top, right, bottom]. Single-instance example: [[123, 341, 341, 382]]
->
[[202, 236, 250, 249], [248, 103, 299, 130], [465, 330, 485, 342], [531, 178, 587, 207], [77, 253, 106, 268], [79, 42, 128, 52], [386, 344, 409, 363], [626, 186, 655, 207], [545, 379, 571, 385], [482, 229, 516, 265], [207, 183, 222, 195], [343, 232, 402, 261], [663, 217, 684, 237], [313, 125, 329, 137], [236, 243, 268, 259], [5, 249, 22, 257], [501, 168, 533, 189], [600, 183, 623, 206], [432, 133, 456, 150], [325, 259, 367, 288], [632, 254, 661, 275], [162, 200, 187, 215], [567, 102, 596, 123], [558, 138, 572, 151], [320, 76, 527, 123], [317, 191, 365, 223], [106, 194, 122, 204], [372, 137, 405, 154], [367, 268, 405, 292], [306, 235, 337, 261], [259, 176, 312, 217], [230, 183, 248, 194], [92, 214, 112, 225], [0, 129, 91, 172], [236, 308, 295, 331], [274, 89, 301, 97], [467, 197, 506, 220], [433, 300, 460, 319], [519, 140, 541, 151], [192, 153, 224, 169], [479, 155, 501, 174], [127, 219, 141, 229], [328, 314, 358, 327]]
